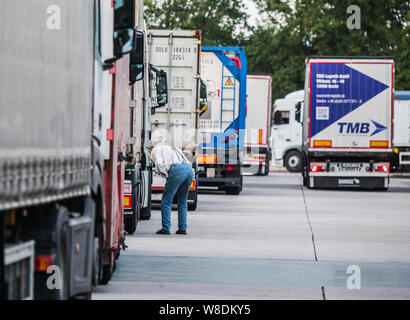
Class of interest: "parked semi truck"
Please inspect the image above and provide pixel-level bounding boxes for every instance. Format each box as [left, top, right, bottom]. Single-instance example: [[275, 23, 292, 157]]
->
[[147, 30, 202, 211], [270, 90, 304, 172], [198, 47, 248, 195], [242, 75, 272, 176], [392, 91, 410, 172], [302, 56, 395, 189], [0, 0, 139, 299], [123, 0, 153, 234]]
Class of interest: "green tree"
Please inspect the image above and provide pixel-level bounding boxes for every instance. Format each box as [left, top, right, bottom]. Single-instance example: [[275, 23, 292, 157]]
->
[[248, 0, 410, 100], [144, 0, 249, 46]]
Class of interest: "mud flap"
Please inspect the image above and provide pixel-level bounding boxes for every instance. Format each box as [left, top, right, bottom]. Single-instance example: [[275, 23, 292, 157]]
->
[[68, 197, 95, 298]]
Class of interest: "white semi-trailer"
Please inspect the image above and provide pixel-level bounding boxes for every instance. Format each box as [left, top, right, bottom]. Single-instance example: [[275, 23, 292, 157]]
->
[[242, 75, 272, 175], [392, 91, 410, 171], [302, 57, 395, 189]]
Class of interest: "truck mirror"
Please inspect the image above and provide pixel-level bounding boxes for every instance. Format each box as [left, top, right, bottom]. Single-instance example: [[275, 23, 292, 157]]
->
[[114, 28, 134, 56], [129, 31, 144, 83], [156, 71, 168, 107]]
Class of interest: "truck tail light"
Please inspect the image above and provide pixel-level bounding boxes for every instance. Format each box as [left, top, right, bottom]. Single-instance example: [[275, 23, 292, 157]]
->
[[35, 255, 55, 272], [189, 179, 196, 190], [224, 165, 238, 171], [310, 163, 326, 172], [374, 163, 390, 173], [198, 154, 216, 164], [124, 194, 132, 209]]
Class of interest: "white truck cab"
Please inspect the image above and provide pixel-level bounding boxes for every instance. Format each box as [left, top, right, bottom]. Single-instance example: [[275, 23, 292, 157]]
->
[[270, 90, 304, 172]]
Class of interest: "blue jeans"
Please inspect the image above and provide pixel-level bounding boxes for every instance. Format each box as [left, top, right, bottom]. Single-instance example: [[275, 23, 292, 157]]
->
[[161, 163, 194, 232]]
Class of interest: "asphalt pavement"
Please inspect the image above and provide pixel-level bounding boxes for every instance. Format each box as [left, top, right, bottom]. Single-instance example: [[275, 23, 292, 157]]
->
[[93, 173, 410, 300]]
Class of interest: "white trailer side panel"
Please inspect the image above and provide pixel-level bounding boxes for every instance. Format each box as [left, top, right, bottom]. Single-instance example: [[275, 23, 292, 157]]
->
[[245, 75, 272, 147], [393, 98, 410, 147]]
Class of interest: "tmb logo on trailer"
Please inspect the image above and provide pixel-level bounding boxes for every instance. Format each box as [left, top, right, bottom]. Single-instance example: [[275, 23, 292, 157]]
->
[[309, 61, 393, 149], [337, 120, 387, 136]]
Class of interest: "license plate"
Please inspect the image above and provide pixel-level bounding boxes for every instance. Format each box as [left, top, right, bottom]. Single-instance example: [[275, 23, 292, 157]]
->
[[152, 193, 162, 201], [207, 168, 215, 178], [331, 162, 368, 172]]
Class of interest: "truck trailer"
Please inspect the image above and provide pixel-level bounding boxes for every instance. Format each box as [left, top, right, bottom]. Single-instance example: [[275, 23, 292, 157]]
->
[[302, 56, 395, 190], [198, 47, 248, 195], [0, 0, 139, 299], [242, 75, 272, 176], [123, 0, 154, 234], [147, 29, 202, 211], [392, 91, 410, 172]]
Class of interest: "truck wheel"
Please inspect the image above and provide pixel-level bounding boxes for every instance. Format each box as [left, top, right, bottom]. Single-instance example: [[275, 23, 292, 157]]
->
[[124, 214, 137, 234], [263, 157, 270, 176], [188, 186, 198, 211], [140, 201, 151, 220], [101, 264, 113, 285], [225, 186, 242, 195], [285, 150, 302, 172]]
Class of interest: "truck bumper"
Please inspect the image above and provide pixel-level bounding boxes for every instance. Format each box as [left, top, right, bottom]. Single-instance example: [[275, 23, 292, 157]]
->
[[309, 176, 389, 189], [198, 176, 242, 188]]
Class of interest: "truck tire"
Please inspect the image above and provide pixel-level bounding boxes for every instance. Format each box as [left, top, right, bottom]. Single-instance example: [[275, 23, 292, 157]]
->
[[124, 214, 137, 234], [140, 169, 152, 220], [140, 200, 151, 220], [188, 201, 197, 211], [225, 186, 241, 195], [188, 177, 198, 211], [101, 264, 113, 285], [285, 150, 302, 172], [263, 156, 270, 176]]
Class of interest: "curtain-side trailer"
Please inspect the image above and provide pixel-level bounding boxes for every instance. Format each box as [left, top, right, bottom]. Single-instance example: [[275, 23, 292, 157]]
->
[[0, 0, 139, 299], [302, 56, 395, 190]]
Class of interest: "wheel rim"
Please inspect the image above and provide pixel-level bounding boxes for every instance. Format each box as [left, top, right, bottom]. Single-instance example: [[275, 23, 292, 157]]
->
[[288, 155, 300, 168]]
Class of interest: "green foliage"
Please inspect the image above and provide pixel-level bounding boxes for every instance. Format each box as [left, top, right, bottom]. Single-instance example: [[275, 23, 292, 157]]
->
[[144, 0, 410, 100], [248, 0, 410, 100], [144, 0, 248, 46]]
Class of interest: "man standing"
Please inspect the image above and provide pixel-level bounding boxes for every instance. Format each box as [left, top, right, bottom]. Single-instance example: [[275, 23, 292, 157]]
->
[[151, 144, 194, 235]]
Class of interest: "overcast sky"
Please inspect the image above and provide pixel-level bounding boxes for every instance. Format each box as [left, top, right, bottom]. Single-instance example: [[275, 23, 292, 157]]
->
[[243, 0, 260, 28]]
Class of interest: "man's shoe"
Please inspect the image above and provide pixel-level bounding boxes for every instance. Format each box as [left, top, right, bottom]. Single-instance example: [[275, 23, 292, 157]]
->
[[156, 229, 170, 235], [176, 230, 187, 235]]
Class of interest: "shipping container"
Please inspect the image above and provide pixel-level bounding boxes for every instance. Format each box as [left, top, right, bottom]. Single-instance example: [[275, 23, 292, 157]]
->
[[147, 29, 201, 210]]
